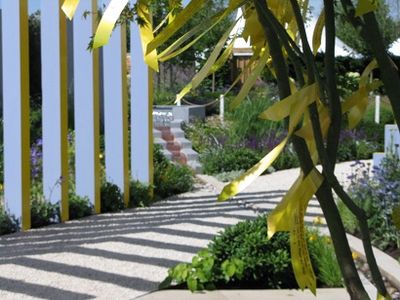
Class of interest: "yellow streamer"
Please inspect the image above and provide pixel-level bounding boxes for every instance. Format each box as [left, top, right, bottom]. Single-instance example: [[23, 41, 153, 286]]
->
[[62, 0, 80, 20], [312, 8, 325, 56], [355, 0, 379, 17], [147, 0, 208, 54], [268, 169, 323, 295], [259, 83, 318, 123], [175, 22, 236, 103], [229, 50, 270, 110], [137, 1, 159, 72], [377, 293, 393, 300], [93, 0, 128, 48], [218, 137, 289, 201]]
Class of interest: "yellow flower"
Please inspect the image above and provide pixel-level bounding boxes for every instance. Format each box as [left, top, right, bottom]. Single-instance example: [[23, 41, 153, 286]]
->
[[352, 252, 359, 260], [99, 153, 104, 159], [313, 216, 323, 225], [309, 234, 317, 242], [324, 236, 332, 244]]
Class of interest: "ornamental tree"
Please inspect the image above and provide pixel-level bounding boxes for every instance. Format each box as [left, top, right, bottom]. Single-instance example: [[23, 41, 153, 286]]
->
[[63, 0, 400, 299]]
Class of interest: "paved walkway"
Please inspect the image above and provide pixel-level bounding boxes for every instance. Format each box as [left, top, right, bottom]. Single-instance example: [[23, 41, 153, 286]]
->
[[0, 162, 359, 299]]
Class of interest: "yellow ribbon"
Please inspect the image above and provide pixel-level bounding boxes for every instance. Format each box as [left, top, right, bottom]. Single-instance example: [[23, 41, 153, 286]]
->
[[147, 0, 208, 54], [268, 168, 323, 294], [175, 22, 236, 103], [355, 0, 379, 17], [229, 49, 270, 110], [93, 0, 129, 49], [312, 8, 325, 56], [218, 137, 289, 202], [62, 0, 80, 20], [136, 1, 159, 72]]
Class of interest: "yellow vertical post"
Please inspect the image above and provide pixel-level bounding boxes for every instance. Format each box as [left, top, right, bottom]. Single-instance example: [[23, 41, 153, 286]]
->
[[20, 0, 31, 230], [59, 0, 69, 221], [121, 24, 130, 207], [148, 67, 154, 198], [92, 0, 101, 214]]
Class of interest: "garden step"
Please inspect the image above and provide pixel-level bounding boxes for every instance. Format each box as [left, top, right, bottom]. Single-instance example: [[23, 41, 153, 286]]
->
[[154, 137, 167, 147], [166, 141, 181, 152], [187, 160, 202, 174], [174, 137, 193, 149], [153, 129, 162, 139], [170, 119, 184, 129], [170, 128, 186, 138], [180, 148, 199, 160]]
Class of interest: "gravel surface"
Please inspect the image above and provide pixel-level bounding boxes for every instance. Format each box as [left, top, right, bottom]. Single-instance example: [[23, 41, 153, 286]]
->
[[0, 161, 365, 299]]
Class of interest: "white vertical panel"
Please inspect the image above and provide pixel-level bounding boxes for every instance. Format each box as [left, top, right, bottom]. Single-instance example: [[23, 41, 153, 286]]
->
[[2, 1, 31, 229], [41, 0, 69, 215], [73, 0, 100, 212], [103, 25, 129, 205], [131, 13, 152, 184]]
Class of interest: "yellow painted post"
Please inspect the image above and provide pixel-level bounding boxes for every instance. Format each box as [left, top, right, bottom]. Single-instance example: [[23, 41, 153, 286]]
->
[[148, 67, 154, 198], [92, 0, 101, 214], [20, 0, 31, 230], [121, 24, 130, 207], [59, 0, 69, 221]]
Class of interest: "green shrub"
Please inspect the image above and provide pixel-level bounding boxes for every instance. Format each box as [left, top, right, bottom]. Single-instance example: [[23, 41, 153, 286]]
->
[[0, 207, 19, 235], [129, 180, 153, 207], [182, 119, 228, 154], [153, 145, 194, 199], [30, 198, 58, 228], [100, 182, 124, 213], [200, 147, 261, 175], [154, 163, 194, 199], [273, 146, 300, 170], [307, 229, 343, 288], [214, 170, 245, 182], [161, 215, 342, 291], [68, 194, 92, 220], [337, 200, 358, 235], [226, 91, 284, 143]]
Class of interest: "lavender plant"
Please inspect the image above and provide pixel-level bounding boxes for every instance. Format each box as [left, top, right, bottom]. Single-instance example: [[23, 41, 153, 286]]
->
[[344, 156, 400, 252]]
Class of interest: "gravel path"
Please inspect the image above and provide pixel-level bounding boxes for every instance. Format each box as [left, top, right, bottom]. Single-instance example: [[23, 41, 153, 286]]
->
[[0, 161, 360, 299]]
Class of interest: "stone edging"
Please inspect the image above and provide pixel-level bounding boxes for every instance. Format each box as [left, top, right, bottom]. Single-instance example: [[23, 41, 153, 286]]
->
[[347, 234, 400, 291]]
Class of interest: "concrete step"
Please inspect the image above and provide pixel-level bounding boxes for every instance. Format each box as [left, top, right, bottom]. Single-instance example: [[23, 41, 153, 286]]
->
[[154, 137, 167, 147], [170, 128, 185, 139], [166, 141, 181, 152], [174, 137, 192, 149], [153, 129, 162, 139], [181, 148, 199, 160], [161, 149, 173, 160], [187, 160, 202, 174], [170, 119, 184, 129]]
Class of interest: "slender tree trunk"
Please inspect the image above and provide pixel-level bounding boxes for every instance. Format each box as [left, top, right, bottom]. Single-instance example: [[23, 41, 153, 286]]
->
[[254, 1, 370, 298]]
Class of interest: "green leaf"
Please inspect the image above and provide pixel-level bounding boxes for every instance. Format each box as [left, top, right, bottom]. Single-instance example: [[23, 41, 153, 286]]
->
[[187, 276, 198, 291], [158, 276, 173, 290]]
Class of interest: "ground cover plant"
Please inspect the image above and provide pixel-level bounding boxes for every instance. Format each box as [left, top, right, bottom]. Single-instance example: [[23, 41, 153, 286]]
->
[[160, 215, 342, 291]]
